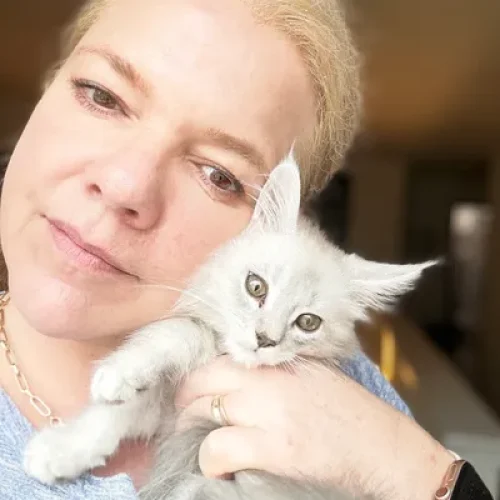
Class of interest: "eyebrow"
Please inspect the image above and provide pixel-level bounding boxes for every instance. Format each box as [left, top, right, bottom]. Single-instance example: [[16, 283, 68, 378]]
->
[[76, 46, 151, 96], [204, 128, 267, 173], [76, 47, 267, 173]]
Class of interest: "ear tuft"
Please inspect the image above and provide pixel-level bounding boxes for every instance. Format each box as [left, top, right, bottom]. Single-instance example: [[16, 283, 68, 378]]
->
[[247, 147, 301, 234], [345, 255, 440, 320]]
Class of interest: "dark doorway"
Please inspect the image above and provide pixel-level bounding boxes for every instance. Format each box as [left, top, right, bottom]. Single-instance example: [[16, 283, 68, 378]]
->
[[403, 157, 490, 386]]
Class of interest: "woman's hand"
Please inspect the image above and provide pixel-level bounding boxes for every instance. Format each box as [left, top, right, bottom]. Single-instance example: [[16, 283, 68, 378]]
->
[[175, 356, 455, 499]]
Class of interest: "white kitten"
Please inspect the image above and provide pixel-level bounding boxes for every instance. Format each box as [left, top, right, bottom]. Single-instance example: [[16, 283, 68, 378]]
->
[[24, 151, 435, 500]]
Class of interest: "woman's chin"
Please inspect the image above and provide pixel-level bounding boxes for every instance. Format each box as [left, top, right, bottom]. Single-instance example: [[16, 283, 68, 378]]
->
[[7, 267, 151, 343], [8, 272, 103, 340]]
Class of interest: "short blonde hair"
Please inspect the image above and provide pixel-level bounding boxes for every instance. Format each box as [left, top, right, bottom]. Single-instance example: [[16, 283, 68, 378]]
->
[[46, 0, 361, 200]]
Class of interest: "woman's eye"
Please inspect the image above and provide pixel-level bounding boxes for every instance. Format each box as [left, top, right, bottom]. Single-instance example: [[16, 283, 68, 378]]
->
[[200, 165, 242, 193], [72, 79, 125, 115], [89, 87, 120, 110]]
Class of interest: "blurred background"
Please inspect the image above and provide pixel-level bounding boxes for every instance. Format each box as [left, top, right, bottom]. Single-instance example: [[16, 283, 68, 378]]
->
[[1, 0, 500, 495]]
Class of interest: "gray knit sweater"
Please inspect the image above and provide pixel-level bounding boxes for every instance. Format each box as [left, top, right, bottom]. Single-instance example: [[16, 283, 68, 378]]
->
[[0, 352, 410, 499]]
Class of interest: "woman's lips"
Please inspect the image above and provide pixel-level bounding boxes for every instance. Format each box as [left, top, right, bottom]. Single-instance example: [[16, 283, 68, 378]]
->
[[47, 218, 129, 276]]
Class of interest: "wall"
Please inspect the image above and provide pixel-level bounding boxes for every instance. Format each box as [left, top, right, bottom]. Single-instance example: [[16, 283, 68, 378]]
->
[[0, 88, 34, 150], [349, 150, 500, 413], [347, 149, 406, 262], [483, 161, 500, 411]]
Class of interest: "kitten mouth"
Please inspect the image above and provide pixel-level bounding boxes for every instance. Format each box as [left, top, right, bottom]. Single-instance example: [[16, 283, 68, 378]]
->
[[251, 349, 294, 367], [227, 345, 266, 367], [228, 342, 293, 368]]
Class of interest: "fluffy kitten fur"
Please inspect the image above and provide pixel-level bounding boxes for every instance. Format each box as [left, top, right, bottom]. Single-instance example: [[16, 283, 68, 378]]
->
[[24, 152, 435, 500]]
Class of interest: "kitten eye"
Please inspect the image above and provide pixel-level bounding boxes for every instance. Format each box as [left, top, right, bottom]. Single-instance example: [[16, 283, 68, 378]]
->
[[295, 313, 322, 332], [245, 272, 268, 300]]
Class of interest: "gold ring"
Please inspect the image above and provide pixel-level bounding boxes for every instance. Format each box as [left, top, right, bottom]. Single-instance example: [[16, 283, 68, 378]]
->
[[211, 395, 231, 426]]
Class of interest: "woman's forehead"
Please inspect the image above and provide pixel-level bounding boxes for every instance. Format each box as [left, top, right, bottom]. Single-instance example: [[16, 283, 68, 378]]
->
[[75, 0, 316, 166]]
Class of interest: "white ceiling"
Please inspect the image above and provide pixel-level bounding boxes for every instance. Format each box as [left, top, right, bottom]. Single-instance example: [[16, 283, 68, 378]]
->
[[2, 0, 500, 151]]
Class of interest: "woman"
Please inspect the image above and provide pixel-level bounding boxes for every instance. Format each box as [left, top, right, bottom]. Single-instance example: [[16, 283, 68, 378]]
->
[[0, 0, 491, 499]]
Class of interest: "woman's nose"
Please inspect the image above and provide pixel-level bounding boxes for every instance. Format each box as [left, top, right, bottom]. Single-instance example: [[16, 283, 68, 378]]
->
[[84, 146, 166, 230]]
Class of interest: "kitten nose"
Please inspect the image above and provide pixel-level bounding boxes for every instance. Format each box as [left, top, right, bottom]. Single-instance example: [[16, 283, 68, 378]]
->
[[256, 332, 277, 348]]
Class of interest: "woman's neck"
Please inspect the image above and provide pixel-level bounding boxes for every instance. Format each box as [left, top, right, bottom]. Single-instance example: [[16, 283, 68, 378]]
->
[[0, 298, 120, 426], [0, 298, 154, 488]]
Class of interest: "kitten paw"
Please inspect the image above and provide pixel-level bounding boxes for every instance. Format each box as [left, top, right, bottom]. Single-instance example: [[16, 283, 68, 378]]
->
[[91, 364, 148, 404], [24, 425, 106, 485]]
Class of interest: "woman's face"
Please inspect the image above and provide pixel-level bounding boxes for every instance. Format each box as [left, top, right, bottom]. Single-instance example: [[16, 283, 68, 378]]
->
[[0, 0, 315, 340]]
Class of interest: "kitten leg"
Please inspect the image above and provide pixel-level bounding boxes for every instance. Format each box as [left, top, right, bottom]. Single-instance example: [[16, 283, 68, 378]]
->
[[140, 419, 217, 500], [24, 385, 163, 485], [91, 318, 215, 404], [24, 317, 213, 485]]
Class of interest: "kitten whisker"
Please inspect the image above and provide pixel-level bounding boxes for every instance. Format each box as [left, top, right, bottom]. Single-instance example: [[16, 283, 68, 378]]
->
[[241, 180, 262, 205], [290, 356, 319, 377], [134, 283, 247, 331], [240, 180, 263, 192], [281, 360, 296, 376]]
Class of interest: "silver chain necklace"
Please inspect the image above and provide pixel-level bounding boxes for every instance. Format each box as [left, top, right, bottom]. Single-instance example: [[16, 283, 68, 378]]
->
[[0, 293, 62, 426]]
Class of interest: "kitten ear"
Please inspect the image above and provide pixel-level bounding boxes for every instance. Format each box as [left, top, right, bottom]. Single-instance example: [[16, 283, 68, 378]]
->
[[247, 147, 301, 234], [345, 254, 441, 320]]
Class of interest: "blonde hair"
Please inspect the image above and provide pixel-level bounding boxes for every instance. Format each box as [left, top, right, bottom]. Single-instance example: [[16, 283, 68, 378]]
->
[[46, 0, 361, 200]]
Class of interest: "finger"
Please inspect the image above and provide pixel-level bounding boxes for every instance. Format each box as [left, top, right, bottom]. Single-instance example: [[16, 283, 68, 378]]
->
[[175, 356, 251, 409], [177, 391, 257, 429], [198, 425, 269, 478]]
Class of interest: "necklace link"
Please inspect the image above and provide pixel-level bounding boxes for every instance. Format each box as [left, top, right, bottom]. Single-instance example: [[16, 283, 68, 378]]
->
[[29, 395, 52, 418], [0, 293, 63, 426], [15, 370, 30, 394]]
